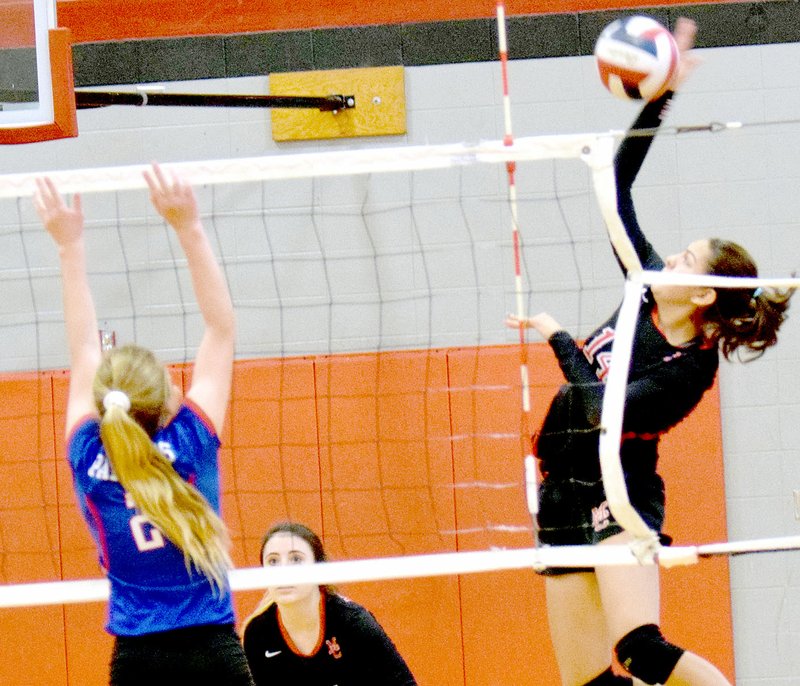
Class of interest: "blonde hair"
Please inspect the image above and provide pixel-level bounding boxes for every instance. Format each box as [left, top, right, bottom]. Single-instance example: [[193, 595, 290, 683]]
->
[[94, 343, 231, 590]]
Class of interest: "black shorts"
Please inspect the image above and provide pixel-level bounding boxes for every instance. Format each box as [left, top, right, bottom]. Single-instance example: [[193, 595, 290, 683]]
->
[[110, 623, 254, 686], [535, 474, 671, 576]]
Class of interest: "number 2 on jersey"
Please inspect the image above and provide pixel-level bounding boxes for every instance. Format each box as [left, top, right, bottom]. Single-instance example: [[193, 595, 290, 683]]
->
[[124, 492, 166, 552]]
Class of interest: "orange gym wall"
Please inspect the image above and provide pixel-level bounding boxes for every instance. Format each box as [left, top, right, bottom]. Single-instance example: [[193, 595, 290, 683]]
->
[[47, 0, 731, 43], [0, 343, 733, 685]]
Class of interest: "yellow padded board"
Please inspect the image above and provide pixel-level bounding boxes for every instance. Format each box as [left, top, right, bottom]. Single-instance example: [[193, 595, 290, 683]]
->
[[270, 66, 406, 141]]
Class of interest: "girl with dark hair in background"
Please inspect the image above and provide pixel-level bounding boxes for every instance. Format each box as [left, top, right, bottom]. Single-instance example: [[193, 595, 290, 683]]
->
[[243, 522, 417, 686]]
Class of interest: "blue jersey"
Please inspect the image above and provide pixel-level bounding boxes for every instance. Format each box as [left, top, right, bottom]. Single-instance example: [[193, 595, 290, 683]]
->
[[68, 402, 235, 636]]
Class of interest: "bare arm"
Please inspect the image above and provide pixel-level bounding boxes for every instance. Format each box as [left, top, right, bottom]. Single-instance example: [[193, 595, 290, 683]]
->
[[34, 179, 101, 436], [144, 163, 235, 435], [505, 312, 564, 339]]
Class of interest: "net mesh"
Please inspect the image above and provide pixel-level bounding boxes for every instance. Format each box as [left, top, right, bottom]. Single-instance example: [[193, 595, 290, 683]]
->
[[5, 133, 794, 581], [0, 144, 611, 685], [0, 136, 623, 568], [1, 132, 794, 685]]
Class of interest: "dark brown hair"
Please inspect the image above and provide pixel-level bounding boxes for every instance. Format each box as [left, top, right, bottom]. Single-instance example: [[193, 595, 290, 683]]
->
[[260, 521, 335, 594], [703, 238, 792, 360]]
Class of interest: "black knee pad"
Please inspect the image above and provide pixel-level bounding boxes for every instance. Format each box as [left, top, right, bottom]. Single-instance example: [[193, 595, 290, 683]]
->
[[582, 666, 632, 685], [615, 623, 684, 685]]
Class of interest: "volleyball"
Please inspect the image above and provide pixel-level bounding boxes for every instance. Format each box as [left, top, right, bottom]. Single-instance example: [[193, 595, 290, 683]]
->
[[594, 16, 679, 102]]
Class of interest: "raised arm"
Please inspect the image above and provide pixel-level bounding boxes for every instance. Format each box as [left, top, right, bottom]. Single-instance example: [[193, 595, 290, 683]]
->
[[35, 179, 101, 436], [143, 164, 235, 435], [612, 18, 698, 274]]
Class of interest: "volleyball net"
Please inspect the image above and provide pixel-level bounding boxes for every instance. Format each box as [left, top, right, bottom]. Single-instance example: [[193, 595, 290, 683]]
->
[[3, 116, 800, 686], [1, 134, 612, 585], [2, 127, 799, 606]]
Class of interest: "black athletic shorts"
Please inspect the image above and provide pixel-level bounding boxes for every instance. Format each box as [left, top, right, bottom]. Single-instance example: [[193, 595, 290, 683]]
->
[[110, 623, 254, 686], [535, 473, 671, 576]]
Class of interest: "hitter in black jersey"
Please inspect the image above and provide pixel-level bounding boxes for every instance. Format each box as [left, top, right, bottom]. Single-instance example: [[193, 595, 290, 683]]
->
[[507, 19, 791, 686], [242, 522, 417, 686]]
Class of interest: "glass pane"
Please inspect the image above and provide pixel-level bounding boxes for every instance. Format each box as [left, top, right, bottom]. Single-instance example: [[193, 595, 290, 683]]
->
[[0, 0, 39, 109], [0, 0, 54, 126]]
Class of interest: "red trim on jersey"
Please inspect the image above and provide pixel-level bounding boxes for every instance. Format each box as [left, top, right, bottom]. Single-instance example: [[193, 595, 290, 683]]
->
[[698, 335, 715, 350], [83, 494, 110, 573], [621, 430, 662, 441], [277, 590, 326, 657], [651, 305, 714, 349], [65, 412, 100, 446], [180, 399, 219, 439], [650, 305, 667, 340]]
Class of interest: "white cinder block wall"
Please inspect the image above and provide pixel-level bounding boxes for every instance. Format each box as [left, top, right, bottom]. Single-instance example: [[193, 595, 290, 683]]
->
[[1, 42, 799, 683]]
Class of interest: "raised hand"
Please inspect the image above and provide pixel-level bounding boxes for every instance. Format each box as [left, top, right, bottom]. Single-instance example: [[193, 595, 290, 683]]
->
[[669, 17, 700, 90], [33, 177, 84, 247], [143, 162, 200, 232]]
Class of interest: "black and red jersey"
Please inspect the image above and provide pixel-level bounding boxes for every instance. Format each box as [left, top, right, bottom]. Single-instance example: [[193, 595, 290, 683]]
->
[[243, 591, 416, 686], [536, 93, 719, 483]]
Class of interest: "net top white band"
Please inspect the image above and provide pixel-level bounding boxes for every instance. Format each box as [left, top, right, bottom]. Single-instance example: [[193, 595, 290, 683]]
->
[[0, 132, 615, 198], [634, 270, 800, 291], [2, 536, 799, 609]]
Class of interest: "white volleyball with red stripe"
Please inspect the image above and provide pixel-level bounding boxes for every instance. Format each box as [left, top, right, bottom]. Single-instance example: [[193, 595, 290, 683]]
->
[[594, 16, 679, 101]]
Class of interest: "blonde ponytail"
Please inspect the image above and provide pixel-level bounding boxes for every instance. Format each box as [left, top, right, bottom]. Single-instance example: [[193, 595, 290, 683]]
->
[[95, 344, 232, 590]]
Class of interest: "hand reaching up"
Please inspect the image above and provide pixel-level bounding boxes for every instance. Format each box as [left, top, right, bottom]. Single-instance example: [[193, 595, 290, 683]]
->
[[669, 17, 700, 91], [33, 177, 84, 248], [143, 162, 200, 233]]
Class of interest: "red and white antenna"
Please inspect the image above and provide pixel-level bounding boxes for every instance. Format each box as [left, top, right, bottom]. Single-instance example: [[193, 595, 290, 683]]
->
[[496, 2, 539, 539]]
